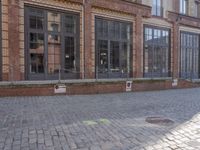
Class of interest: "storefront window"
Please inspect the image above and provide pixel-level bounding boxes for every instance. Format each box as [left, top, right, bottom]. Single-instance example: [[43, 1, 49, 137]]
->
[[180, 32, 199, 79], [95, 18, 132, 78], [25, 7, 79, 80], [144, 26, 170, 77]]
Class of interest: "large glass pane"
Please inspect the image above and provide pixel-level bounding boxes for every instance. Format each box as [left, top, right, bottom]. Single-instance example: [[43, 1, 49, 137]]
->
[[109, 22, 120, 39], [144, 27, 170, 77], [64, 37, 75, 73], [96, 19, 108, 38], [29, 33, 44, 73], [121, 24, 131, 40], [110, 41, 120, 72], [121, 24, 127, 40], [145, 45, 154, 74], [64, 15, 76, 34], [48, 12, 61, 32], [26, 7, 79, 80], [145, 28, 153, 43], [96, 18, 131, 78], [180, 32, 199, 79], [48, 34, 61, 74], [98, 40, 108, 74], [180, 0, 188, 14], [121, 42, 129, 73], [153, 46, 162, 75], [29, 8, 44, 30], [152, 0, 161, 16], [29, 16, 44, 30]]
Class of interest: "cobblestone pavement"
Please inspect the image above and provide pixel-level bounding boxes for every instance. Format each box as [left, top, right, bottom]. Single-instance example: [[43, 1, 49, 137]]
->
[[1, 88, 200, 150]]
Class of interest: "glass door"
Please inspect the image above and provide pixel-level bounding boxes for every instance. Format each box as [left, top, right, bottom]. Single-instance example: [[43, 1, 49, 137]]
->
[[95, 18, 132, 79]]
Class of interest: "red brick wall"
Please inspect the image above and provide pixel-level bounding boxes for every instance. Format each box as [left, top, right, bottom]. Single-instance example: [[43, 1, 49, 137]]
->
[[0, 86, 54, 97], [8, 0, 21, 81], [1, 0, 200, 97], [0, 80, 199, 97]]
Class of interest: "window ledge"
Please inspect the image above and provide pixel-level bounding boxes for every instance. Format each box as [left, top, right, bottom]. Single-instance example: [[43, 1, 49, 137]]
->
[[0, 77, 172, 86]]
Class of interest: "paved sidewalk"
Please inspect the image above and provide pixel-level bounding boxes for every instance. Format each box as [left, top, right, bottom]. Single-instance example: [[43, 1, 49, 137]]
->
[[0, 88, 200, 150]]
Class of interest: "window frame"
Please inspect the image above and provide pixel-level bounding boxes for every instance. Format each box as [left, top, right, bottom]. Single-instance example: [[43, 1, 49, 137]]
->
[[180, 31, 200, 79], [152, 0, 163, 17], [194, 1, 200, 18], [143, 25, 171, 78], [25, 5, 80, 80], [179, 0, 188, 15], [95, 17, 133, 79]]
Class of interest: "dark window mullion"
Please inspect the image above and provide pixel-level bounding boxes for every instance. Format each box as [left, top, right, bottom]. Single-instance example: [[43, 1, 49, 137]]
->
[[119, 23, 122, 74]]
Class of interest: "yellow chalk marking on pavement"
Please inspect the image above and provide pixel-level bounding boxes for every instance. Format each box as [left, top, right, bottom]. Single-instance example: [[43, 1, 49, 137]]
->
[[83, 120, 98, 126], [83, 119, 111, 126], [98, 118, 111, 124]]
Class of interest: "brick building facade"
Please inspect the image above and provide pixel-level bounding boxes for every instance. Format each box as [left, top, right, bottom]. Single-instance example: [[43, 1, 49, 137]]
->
[[0, 0, 200, 96]]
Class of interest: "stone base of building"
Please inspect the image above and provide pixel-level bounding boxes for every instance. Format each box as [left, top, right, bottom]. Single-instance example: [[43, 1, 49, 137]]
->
[[0, 79, 199, 97]]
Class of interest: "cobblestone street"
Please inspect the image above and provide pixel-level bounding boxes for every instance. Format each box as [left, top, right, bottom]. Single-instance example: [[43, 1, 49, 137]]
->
[[0, 88, 200, 150]]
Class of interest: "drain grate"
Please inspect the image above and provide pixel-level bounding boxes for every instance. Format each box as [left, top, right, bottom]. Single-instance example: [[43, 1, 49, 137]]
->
[[145, 117, 174, 126]]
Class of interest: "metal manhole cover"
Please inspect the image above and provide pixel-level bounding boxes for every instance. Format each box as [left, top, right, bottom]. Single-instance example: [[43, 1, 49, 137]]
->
[[145, 117, 174, 126]]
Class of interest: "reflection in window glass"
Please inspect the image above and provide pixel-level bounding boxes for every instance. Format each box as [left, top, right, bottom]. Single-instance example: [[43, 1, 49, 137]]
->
[[121, 42, 128, 73], [30, 16, 44, 30], [64, 15, 76, 34], [96, 19, 108, 38], [29, 33, 45, 73], [48, 12, 61, 32], [48, 34, 61, 74], [152, 0, 162, 16], [26, 7, 79, 80], [144, 26, 170, 77], [65, 37, 75, 72], [98, 40, 108, 73], [180, 0, 188, 14], [110, 41, 120, 72], [96, 18, 132, 78], [109, 22, 120, 39]]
